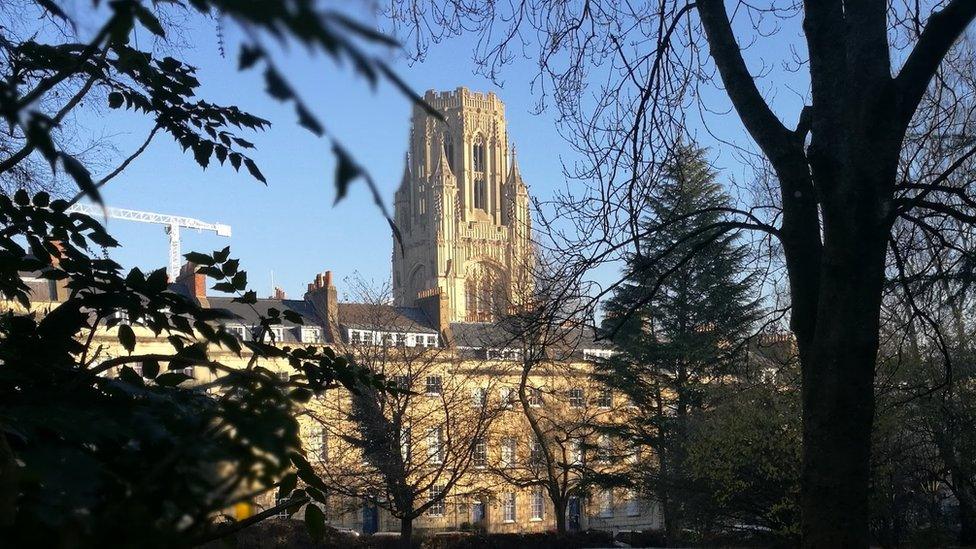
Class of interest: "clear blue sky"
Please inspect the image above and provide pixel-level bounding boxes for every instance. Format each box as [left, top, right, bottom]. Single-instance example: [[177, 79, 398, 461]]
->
[[77, 6, 807, 302]]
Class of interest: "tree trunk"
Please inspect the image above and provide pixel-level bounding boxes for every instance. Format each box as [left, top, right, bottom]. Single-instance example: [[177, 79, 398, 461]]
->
[[554, 497, 567, 533], [959, 494, 976, 546], [400, 516, 413, 548], [799, 218, 887, 548]]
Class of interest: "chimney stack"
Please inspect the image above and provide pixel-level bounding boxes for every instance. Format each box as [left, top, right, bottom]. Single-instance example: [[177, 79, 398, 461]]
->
[[304, 270, 339, 341], [273, 286, 287, 300], [174, 262, 209, 307]]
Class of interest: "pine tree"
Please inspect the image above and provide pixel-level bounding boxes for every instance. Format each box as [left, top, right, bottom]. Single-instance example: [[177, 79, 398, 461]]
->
[[597, 143, 760, 542]]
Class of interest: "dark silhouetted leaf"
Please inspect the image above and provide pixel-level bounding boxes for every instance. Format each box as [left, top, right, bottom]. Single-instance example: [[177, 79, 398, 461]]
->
[[118, 324, 136, 353]]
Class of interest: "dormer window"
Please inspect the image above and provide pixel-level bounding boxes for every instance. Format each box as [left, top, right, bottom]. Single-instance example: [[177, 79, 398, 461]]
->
[[226, 324, 247, 341], [300, 327, 322, 343]]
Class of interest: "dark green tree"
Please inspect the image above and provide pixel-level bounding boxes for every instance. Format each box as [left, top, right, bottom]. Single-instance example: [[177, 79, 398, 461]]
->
[[597, 143, 760, 542]]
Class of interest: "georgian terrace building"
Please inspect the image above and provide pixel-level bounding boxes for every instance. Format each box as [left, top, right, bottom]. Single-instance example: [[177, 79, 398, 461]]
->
[[8, 87, 663, 536]]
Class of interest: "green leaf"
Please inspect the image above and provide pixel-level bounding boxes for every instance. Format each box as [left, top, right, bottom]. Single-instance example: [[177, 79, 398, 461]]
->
[[305, 504, 326, 542], [108, 92, 124, 109], [278, 472, 297, 498], [214, 246, 231, 263], [264, 67, 292, 101], [332, 143, 361, 205], [155, 372, 191, 386], [142, 360, 159, 379], [32, 192, 50, 207], [239, 45, 262, 70], [118, 324, 136, 353], [233, 290, 257, 305], [243, 158, 266, 184], [296, 103, 324, 136], [133, 3, 165, 36], [61, 153, 102, 206], [184, 251, 215, 266]]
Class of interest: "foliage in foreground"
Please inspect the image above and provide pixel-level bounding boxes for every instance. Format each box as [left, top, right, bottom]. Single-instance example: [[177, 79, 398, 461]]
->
[[0, 190, 385, 547]]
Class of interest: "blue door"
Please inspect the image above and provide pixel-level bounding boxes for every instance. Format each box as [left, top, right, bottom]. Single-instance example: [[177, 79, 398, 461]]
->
[[568, 497, 581, 531], [363, 504, 378, 534]]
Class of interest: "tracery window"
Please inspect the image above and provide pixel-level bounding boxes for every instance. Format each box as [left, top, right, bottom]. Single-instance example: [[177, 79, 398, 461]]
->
[[472, 141, 486, 172], [465, 262, 505, 322], [473, 177, 487, 210]]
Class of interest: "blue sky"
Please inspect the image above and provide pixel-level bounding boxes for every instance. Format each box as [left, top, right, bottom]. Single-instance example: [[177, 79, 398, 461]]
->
[[83, 12, 575, 301], [74, 6, 809, 302]]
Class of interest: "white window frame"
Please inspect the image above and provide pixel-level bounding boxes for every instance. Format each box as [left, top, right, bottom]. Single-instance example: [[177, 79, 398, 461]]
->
[[425, 375, 443, 395], [473, 438, 487, 468], [502, 492, 516, 522], [300, 326, 321, 343], [597, 388, 613, 408], [500, 387, 515, 408], [530, 487, 545, 520], [599, 490, 613, 518], [501, 437, 516, 467], [568, 387, 584, 408], [427, 427, 444, 464], [226, 324, 247, 341], [572, 438, 584, 465], [528, 386, 543, 408], [583, 348, 614, 360], [471, 387, 488, 408], [427, 485, 446, 517]]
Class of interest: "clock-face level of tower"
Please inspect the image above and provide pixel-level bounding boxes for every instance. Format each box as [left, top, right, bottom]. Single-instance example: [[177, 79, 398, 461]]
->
[[392, 87, 532, 323]]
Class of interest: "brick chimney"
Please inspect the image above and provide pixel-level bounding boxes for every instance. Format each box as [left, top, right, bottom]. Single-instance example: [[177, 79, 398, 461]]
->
[[174, 262, 209, 307], [273, 286, 287, 300], [416, 287, 453, 346], [304, 270, 339, 341]]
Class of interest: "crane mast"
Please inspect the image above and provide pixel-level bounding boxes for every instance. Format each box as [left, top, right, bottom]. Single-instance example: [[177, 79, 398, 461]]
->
[[66, 204, 232, 281]]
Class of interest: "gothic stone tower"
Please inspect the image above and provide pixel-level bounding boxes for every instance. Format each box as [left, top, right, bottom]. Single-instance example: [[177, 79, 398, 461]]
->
[[393, 87, 532, 323]]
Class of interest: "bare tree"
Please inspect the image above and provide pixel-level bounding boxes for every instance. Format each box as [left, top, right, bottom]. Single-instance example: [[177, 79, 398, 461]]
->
[[305, 279, 503, 544], [386, 1, 976, 544]]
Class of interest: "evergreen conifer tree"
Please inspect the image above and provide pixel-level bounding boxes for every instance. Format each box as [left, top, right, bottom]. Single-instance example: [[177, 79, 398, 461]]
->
[[597, 143, 760, 541]]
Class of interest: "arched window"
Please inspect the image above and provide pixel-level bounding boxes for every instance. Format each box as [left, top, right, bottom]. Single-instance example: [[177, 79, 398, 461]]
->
[[473, 177, 487, 210], [472, 141, 486, 172], [443, 133, 455, 171], [465, 262, 505, 322]]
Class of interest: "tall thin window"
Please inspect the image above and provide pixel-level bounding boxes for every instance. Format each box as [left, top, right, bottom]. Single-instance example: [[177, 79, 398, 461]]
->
[[427, 485, 446, 516], [531, 487, 545, 520], [427, 427, 444, 464], [474, 438, 487, 468], [503, 492, 516, 522], [530, 440, 545, 466], [473, 177, 487, 210], [501, 437, 516, 467], [472, 142, 486, 172], [443, 133, 455, 171], [599, 490, 613, 517]]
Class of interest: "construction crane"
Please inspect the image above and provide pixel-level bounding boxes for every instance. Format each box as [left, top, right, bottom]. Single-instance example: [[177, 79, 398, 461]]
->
[[66, 204, 232, 281]]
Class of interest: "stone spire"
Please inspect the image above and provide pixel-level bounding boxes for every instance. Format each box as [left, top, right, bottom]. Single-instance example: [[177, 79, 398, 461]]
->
[[433, 142, 455, 181]]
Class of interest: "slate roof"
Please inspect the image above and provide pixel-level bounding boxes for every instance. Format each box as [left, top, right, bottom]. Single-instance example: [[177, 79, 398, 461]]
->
[[450, 320, 615, 358], [337, 303, 437, 334], [207, 297, 321, 327]]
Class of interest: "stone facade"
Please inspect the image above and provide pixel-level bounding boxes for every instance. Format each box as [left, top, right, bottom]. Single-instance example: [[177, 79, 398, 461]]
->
[[6, 88, 662, 538], [393, 87, 532, 323]]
